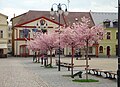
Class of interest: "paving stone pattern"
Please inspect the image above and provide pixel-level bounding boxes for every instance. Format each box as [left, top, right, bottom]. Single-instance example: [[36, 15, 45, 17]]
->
[[0, 57, 117, 87]]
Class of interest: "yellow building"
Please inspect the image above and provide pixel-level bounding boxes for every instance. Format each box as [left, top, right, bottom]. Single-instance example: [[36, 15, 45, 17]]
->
[[90, 12, 118, 57], [0, 13, 8, 58]]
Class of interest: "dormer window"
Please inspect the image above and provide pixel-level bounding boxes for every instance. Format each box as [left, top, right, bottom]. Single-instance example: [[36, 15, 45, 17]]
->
[[103, 19, 111, 28], [113, 19, 118, 28]]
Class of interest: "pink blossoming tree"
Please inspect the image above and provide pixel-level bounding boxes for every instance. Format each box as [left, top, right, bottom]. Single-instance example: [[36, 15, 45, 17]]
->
[[27, 16, 104, 80], [27, 31, 59, 67], [60, 27, 84, 76], [79, 17, 104, 80], [61, 16, 104, 79]]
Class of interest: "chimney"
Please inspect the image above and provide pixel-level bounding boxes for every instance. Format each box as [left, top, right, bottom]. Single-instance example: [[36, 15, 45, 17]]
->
[[14, 13, 15, 17]]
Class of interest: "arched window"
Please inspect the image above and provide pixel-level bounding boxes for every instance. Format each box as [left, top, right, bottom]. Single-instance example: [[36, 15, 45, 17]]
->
[[99, 46, 103, 53]]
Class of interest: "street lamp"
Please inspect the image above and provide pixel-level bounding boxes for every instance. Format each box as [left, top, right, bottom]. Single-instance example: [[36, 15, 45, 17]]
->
[[118, 0, 120, 87], [50, 3, 68, 71]]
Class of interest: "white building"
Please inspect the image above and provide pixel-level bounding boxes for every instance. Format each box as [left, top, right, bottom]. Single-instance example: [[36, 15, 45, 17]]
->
[[11, 10, 95, 57], [0, 13, 8, 58]]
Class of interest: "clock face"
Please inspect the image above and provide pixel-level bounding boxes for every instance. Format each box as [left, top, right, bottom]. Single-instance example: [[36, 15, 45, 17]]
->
[[40, 19, 45, 25]]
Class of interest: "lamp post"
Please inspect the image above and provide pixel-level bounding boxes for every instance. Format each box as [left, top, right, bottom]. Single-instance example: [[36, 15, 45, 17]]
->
[[50, 3, 68, 71], [118, 0, 120, 87]]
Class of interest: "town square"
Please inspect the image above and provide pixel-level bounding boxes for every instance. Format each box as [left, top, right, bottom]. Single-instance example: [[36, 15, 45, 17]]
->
[[0, 57, 117, 87], [0, 0, 119, 87]]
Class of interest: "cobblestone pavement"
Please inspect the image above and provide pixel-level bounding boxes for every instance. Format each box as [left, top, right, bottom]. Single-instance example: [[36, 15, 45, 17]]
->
[[0, 58, 51, 87], [0, 57, 117, 87]]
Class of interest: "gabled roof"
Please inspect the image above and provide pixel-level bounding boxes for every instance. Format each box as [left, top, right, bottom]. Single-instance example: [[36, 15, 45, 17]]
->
[[64, 11, 94, 27], [11, 12, 27, 26], [15, 16, 63, 27], [90, 12, 118, 26], [12, 10, 94, 27], [0, 13, 8, 19]]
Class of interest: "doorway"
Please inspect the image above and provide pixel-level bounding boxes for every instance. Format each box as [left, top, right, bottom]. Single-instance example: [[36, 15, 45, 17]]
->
[[20, 45, 29, 57], [106, 46, 110, 58]]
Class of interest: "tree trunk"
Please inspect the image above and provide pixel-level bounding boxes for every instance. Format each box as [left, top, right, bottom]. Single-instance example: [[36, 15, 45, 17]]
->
[[85, 41, 89, 80], [71, 46, 74, 76], [50, 50, 52, 67]]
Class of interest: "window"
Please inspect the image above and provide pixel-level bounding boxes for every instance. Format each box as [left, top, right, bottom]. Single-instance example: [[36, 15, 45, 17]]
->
[[41, 29, 47, 34], [98, 32, 103, 39], [0, 49, 3, 55], [19, 30, 24, 38], [8, 27, 11, 31], [116, 32, 118, 39], [19, 29, 30, 38], [106, 32, 111, 39], [8, 48, 11, 51], [8, 33, 11, 37], [103, 19, 111, 28], [55, 48, 64, 55], [0, 30, 3, 38], [8, 40, 11, 44], [99, 46, 103, 53], [113, 19, 118, 28], [88, 47, 92, 53]]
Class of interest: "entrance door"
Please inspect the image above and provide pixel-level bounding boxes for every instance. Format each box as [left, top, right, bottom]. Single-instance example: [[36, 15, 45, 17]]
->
[[106, 46, 110, 58], [0, 49, 3, 57], [20, 45, 29, 57]]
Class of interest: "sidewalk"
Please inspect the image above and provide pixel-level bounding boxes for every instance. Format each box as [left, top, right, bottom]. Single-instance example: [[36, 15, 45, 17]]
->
[[0, 57, 117, 87]]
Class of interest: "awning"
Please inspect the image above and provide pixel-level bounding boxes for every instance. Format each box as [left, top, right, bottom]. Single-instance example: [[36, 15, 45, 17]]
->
[[0, 44, 8, 48]]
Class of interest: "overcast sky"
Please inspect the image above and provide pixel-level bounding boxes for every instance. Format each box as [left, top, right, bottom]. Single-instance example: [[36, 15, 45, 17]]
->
[[0, 0, 118, 23]]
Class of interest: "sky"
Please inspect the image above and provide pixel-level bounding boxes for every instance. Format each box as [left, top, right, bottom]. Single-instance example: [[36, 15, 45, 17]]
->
[[0, 0, 118, 24]]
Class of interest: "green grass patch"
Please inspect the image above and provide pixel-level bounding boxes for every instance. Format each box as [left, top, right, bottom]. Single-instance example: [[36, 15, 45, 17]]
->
[[72, 79, 99, 82]]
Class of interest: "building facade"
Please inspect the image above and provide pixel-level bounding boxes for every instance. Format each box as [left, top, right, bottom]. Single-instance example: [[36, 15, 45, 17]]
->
[[11, 10, 98, 57], [8, 25, 12, 55], [90, 12, 118, 57], [0, 13, 8, 58]]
